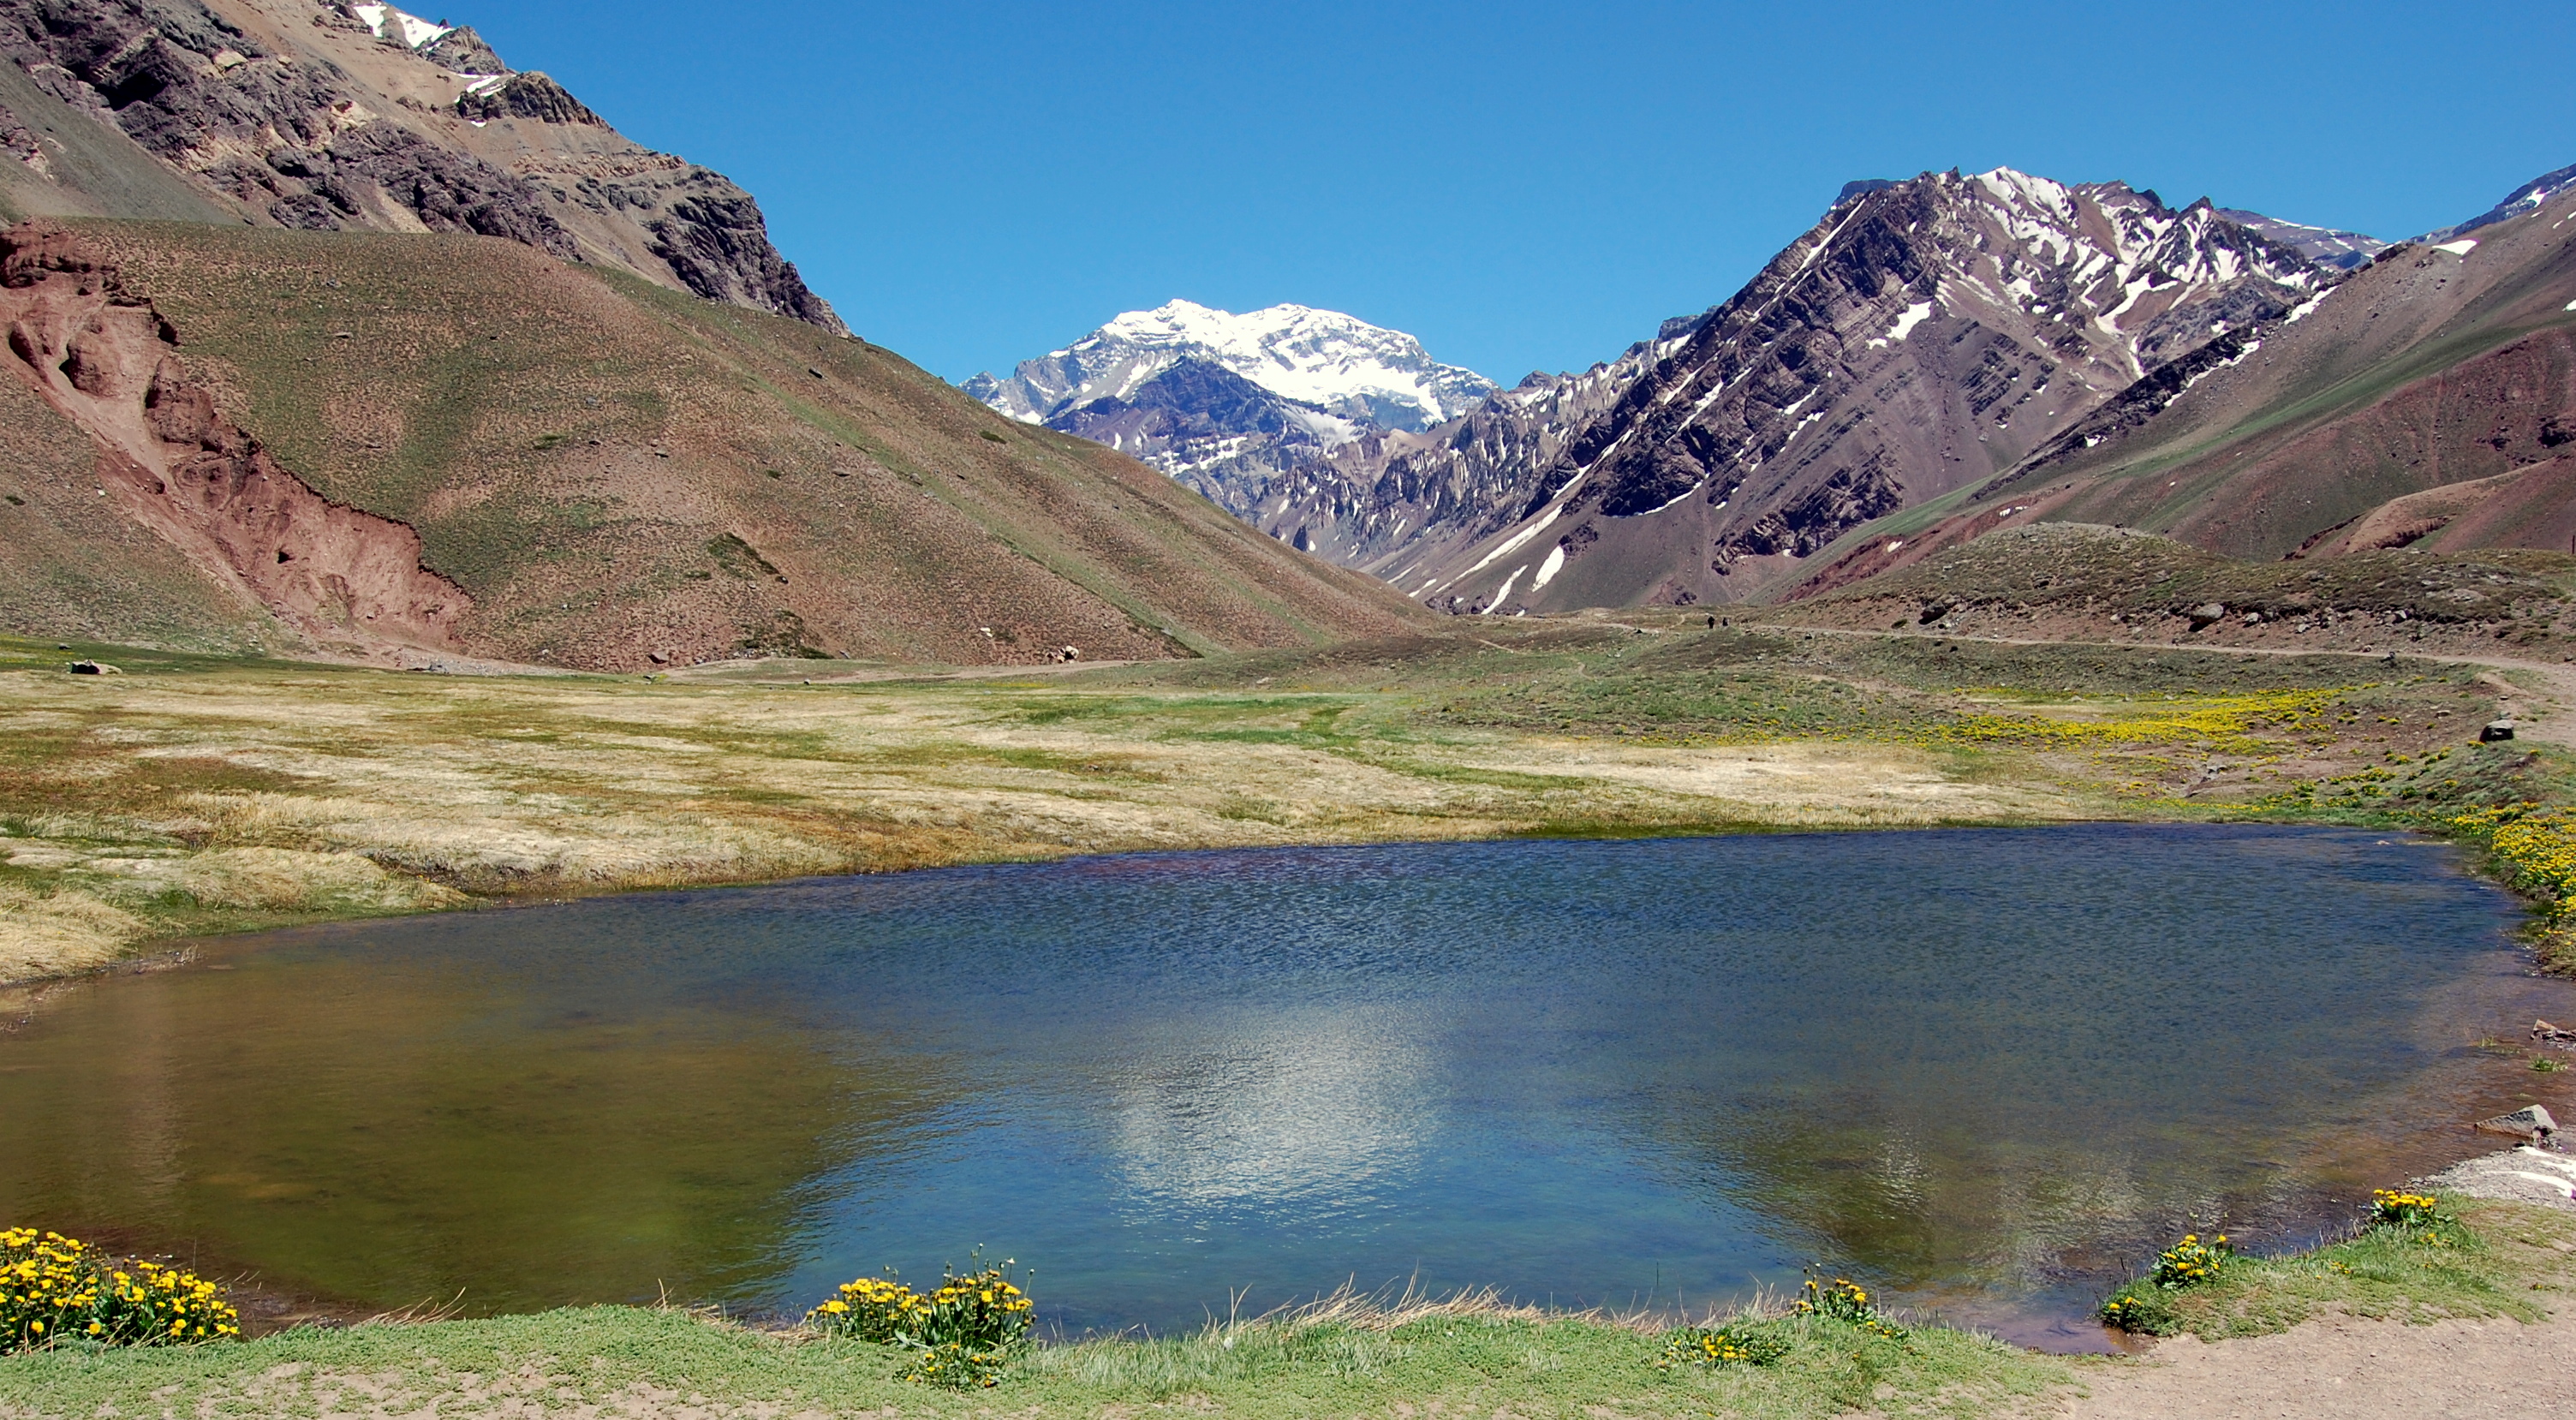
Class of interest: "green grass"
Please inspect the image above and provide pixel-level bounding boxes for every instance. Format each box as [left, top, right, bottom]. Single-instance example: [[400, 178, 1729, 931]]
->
[[2096, 1196, 2576, 1342], [0, 1299, 2069, 1420], [9, 1199, 2572, 1420]]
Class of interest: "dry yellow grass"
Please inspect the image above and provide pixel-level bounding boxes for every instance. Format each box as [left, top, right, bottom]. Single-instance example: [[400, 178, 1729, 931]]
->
[[9, 615, 2538, 984], [0, 649, 2106, 983]]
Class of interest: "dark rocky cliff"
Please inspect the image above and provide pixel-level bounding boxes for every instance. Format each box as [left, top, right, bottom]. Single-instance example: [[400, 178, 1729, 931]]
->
[[0, 0, 842, 331]]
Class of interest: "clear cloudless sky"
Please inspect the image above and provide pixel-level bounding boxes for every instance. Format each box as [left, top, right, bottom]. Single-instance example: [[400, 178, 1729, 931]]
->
[[451, 1, 2569, 385]]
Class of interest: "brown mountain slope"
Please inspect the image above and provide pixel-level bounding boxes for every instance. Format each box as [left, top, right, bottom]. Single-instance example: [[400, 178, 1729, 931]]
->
[[1268, 170, 2330, 615], [0, 218, 1424, 665], [0, 0, 838, 330], [1793, 172, 2576, 598]]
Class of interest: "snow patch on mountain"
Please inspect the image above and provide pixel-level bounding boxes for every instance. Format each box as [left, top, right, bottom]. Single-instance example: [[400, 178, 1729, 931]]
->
[[1868, 301, 1935, 348], [2215, 208, 2386, 271], [349, 3, 452, 49]]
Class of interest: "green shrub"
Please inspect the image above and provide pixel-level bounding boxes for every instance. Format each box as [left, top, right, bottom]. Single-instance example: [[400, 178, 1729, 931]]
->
[[2102, 1231, 2235, 1332], [2150, 1232, 2234, 1288], [2, 1228, 241, 1351], [1792, 1271, 1906, 1339], [1651, 1320, 1791, 1369], [2370, 1190, 2451, 1230], [805, 1257, 1035, 1389], [805, 1275, 919, 1344]]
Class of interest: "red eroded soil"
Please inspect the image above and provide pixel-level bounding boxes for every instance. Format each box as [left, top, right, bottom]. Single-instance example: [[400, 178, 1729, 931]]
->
[[0, 222, 465, 658]]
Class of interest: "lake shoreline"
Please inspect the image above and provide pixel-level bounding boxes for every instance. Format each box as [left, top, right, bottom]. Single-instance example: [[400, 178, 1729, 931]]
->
[[8, 622, 2560, 987], [5, 1191, 2571, 1420]]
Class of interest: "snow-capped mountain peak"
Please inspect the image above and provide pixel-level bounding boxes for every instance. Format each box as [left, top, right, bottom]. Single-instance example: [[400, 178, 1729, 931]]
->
[[969, 301, 1495, 434], [962, 301, 1497, 521]]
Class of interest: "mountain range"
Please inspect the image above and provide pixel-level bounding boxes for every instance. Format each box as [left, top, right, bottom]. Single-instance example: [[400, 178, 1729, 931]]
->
[[0, 1, 1420, 667], [985, 163, 2573, 618], [0, 0, 2567, 665]]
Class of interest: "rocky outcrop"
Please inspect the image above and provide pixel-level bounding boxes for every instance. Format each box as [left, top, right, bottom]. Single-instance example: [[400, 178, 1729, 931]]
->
[[0, 220, 464, 653], [264, 121, 581, 255], [645, 188, 843, 331], [456, 71, 600, 127], [0, 0, 843, 332]]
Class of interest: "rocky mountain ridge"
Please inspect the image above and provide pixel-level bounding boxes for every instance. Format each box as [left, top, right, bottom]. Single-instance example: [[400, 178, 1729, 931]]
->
[[963, 299, 1494, 516], [0, 0, 840, 330], [2424, 161, 2576, 244], [1792, 161, 2576, 595], [1271, 168, 2336, 613]]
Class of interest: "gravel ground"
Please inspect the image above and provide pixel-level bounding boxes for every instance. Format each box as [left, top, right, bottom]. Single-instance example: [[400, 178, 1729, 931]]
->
[[2423, 1145, 2576, 1212], [2051, 1310, 2576, 1419]]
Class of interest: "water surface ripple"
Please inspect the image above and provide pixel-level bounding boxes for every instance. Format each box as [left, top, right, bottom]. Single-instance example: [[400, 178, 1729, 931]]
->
[[3, 823, 2567, 1349]]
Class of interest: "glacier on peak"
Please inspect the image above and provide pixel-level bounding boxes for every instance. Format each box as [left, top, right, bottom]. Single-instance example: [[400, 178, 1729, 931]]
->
[[967, 300, 1495, 434]]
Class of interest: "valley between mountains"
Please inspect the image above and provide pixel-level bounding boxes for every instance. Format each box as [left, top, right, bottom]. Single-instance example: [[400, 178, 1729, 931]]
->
[[0, 0, 2567, 1009], [0, 2, 2567, 1041], [1, 5, 2575, 1417]]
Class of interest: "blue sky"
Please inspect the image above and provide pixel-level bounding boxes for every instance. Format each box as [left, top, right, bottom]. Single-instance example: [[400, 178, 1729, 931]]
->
[[457, 2, 2570, 385]]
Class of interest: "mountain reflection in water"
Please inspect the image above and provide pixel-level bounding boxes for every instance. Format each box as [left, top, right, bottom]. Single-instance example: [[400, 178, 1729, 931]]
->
[[2, 824, 2567, 1345]]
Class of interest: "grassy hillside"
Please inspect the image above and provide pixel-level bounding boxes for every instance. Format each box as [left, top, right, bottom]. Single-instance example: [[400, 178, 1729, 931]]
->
[[3, 219, 1423, 668]]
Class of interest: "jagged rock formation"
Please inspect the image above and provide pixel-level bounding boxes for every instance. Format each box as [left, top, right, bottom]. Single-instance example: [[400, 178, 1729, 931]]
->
[[965, 299, 1494, 517], [1276, 169, 2337, 612], [0, 220, 464, 655], [0, 0, 841, 331]]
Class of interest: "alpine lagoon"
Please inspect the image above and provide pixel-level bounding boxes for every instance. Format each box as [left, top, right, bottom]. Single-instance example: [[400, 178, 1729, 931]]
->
[[3, 3, 2575, 1417]]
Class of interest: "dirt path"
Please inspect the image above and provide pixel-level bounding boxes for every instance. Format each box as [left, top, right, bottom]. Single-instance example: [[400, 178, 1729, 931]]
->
[[2047, 1310, 2576, 1419]]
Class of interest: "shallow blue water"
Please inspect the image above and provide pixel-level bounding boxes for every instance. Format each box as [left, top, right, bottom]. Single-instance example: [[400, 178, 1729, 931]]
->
[[2, 823, 2565, 1348]]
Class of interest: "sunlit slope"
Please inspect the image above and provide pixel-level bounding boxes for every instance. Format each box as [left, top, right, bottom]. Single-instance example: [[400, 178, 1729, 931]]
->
[[0, 368, 273, 650], [1996, 189, 2576, 558], [1791, 188, 2576, 597], [45, 220, 1422, 667]]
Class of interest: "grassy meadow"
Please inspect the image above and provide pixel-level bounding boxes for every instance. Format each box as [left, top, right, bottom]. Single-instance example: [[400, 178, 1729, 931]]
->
[[3, 618, 2575, 1415], [3, 618, 2560, 986]]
